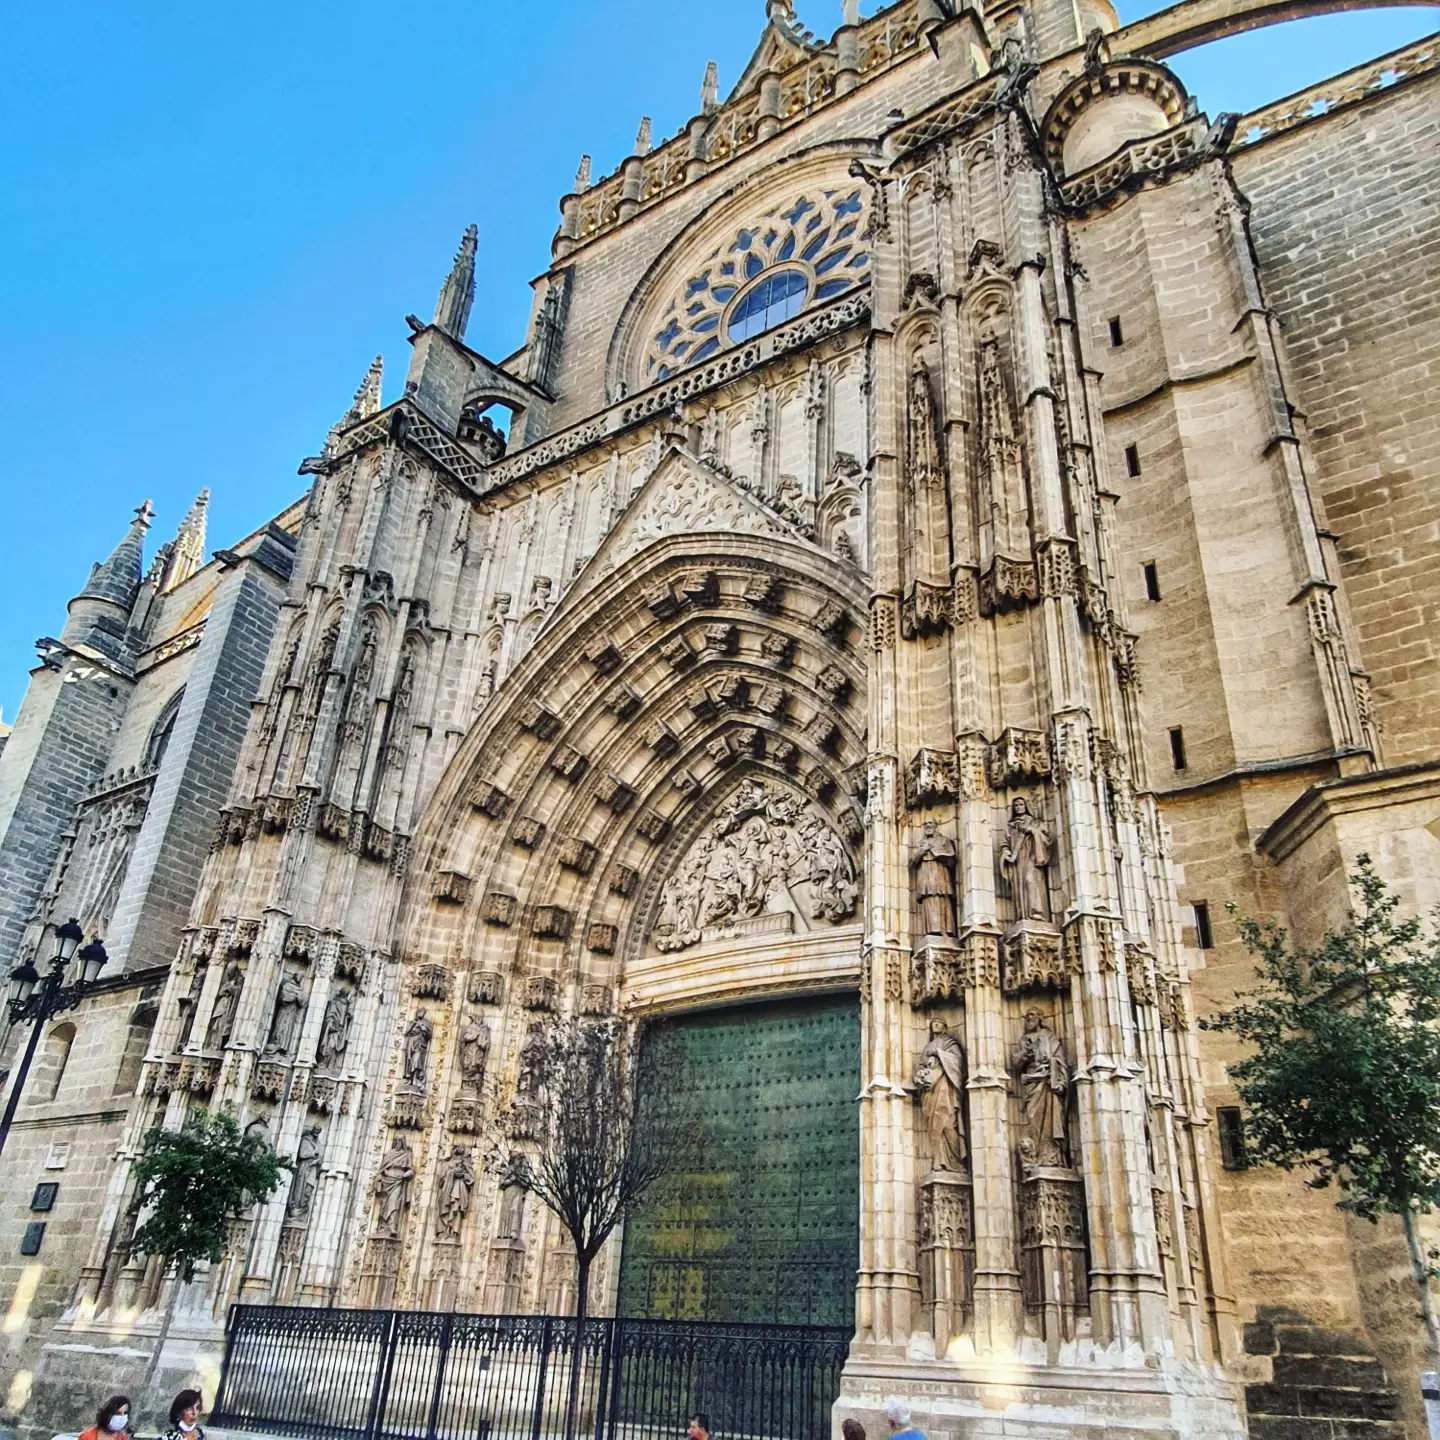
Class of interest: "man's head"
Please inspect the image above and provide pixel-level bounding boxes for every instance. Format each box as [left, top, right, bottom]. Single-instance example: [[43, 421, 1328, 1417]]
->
[[922, 817, 937, 836], [1024, 1007, 1043, 1033], [687, 1415, 710, 1440], [882, 1399, 911, 1433]]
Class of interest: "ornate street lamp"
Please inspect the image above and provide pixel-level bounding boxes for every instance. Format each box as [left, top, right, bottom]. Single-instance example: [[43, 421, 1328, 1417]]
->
[[0, 919, 108, 1158]]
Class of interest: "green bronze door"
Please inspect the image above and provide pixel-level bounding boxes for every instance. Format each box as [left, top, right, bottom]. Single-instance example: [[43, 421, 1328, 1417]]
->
[[617, 994, 860, 1327]]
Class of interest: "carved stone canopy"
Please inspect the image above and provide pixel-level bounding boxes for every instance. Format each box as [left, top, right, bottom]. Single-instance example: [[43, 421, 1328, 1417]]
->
[[650, 777, 859, 953]]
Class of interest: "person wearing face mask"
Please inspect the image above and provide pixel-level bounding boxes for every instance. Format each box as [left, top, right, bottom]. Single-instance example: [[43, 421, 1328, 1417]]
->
[[161, 1390, 204, 1440], [78, 1395, 131, 1440]]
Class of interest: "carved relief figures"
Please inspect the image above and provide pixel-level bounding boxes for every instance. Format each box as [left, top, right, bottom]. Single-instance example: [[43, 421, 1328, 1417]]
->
[[435, 1146, 476, 1241], [317, 989, 354, 1070], [1001, 797, 1052, 922], [287, 1126, 322, 1220], [266, 973, 306, 1057], [912, 818, 959, 939], [206, 961, 244, 1050], [402, 1013, 433, 1092], [914, 1020, 968, 1172], [459, 1016, 491, 1095], [1009, 1009, 1070, 1167], [373, 1138, 415, 1238], [652, 780, 858, 952]]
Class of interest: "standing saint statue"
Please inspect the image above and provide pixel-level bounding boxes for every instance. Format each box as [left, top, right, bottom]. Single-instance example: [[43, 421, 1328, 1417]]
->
[[317, 988, 353, 1070], [175, 965, 207, 1050], [402, 1012, 432, 1092], [914, 1019, 968, 1172], [206, 961, 244, 1050], [911, 818, 958, 939], [497, 1154, 529, 1240], [1009, 1008, 1070, 1167], [373, 1138, 415, 1238], [287, 1126, 322, 1221], [435, 1146, 476, 1241], [1001, 797, 1052, 922], [458, 1016, 491, 1095], [265, 972, 306, 1056], [515, 1022, 547, 1105]]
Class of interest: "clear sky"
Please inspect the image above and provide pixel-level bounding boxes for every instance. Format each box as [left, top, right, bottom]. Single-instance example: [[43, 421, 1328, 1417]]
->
[[0, 0, 1435, 719]]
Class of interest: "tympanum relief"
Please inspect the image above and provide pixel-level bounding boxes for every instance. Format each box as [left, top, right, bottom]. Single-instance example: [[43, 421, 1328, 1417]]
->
[[651, 778, 858, 953]]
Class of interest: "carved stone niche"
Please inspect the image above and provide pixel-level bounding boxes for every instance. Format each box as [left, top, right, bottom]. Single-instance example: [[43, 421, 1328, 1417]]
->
[[251, 1061, 288, 1103], [919, 1172, 976, 1356], [987, 727, 1051, 789], [469, 971, 503, 1005], [522, 975, 558, 1011], [978, 555, 1040, 617], [520, 702, 562, 740], [512, 815, 547, 849], [906, 748, 960, 809], [558, 836, 599, 876], [434, 870, 473, 906], [483, 890, 518, 928], [581, 984, 614, 1016], [532, 910, 570, 944], [596, 776, 637, 815], [336, 943, 366, 983], [1019, 1167, 1089, 1357], [411, 964, 450, 1000], [473, 781, 512, 821], [284, 925, 318, 965], [388, 1093, 426, 1129], [1002, 924, 1065, 994]]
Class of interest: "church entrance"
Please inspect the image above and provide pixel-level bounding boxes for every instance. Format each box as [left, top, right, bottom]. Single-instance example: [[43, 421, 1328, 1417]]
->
[[617, 993, 860, 1327]]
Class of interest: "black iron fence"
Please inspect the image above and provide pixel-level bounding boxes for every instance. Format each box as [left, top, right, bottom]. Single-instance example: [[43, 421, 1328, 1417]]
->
[[212, 1306, 851, 1440]]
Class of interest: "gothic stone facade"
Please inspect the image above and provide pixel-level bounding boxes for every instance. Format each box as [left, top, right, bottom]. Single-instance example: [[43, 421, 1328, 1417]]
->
[[2, 1, 1438, 1436]]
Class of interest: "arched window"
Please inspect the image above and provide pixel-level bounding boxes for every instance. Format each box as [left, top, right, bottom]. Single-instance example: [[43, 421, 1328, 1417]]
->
[[113, 1001, 158, 1097], [144, 689, 186, 770], [31, 1022, 76, 1103], [726, 269, 810, 343]]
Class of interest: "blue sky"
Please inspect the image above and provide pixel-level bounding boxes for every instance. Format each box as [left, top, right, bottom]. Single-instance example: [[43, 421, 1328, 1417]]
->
[[0, 0, 1435, 719]]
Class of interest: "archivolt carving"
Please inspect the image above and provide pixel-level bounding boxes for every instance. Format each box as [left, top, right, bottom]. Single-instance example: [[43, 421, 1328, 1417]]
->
[[652, 777, 858, 953]]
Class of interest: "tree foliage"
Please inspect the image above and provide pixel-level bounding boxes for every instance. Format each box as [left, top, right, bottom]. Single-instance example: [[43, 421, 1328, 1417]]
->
[[128, 1108, 289, 1282]]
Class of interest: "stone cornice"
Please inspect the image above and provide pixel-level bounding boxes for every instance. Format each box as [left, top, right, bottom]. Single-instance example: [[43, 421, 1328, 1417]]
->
[[1257, 761, 1440, 863]]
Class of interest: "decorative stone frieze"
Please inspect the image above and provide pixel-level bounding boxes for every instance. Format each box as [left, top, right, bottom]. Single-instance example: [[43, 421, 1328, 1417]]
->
[[447, 1098, 483, 1134], [433, 870, 473, 906], [483, 890, 518, 927], [230, 919, 261, 956], [770, 739, 799, 771], [512, 815, 547, 849], [905, 748, 959, 808], [703, 623, 738, 655], [716, 675, 749, 709], [309, 1077, 337, 1115], [252, 1061, 288, 1102], [752, 683, 786, 717], [707, 736, 737, 768], [811, 599, 849, 644], [673, 770, 703, 798], [388, 1093, 426, 1129], [558, 837, 598, 874], [816, 664, 852, 705], [532, 907, 573, 942], [362, 820, 394, 862], [472, 781, 512, 820], [1037, 539, 1079, 599], [317, 803, 350, 842], [987, 727, 1051, 788], [901, 580, 955, 638], [805, 715, 840, 752], [680, 571, 718, 607], [645, 582, 681, 618], [1125, 941, 1158, 1005], [802, 766, 834, 801], [550, 745, 588, 782]]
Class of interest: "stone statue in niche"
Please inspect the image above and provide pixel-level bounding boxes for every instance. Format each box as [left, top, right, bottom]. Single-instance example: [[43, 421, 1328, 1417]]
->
[[459, 1016, 491, 1095], [402, 1012, 433, 1092], [905, 360, 952, 600], [1010, 1008, 1070, 1167], [435, 1146, 476, 1241], [911, 818, 958, 939], [317, 988, 353, 1070], [265, 972, 306, 1057], [515, 1022, 547, 1105], [1001, 797, 1052, 922], [914, 1019, 968, 1172], [287, 1125, 322, 1220], [651, 780, 858, 952], [497, 1153, 529, 1240], [206, 961, 244, 1050], [175, 965, 207, 1050], [373, 1137, 415, 1238]]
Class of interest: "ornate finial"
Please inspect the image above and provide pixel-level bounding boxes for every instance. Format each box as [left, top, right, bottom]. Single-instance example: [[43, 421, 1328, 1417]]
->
[[161, 490, 209, 593], [433, 224, 479, 342], [701, 62, 719, 114], [767, 0, 797, 22], [574, 155, 592, 193], [634, 117, 653, 156], [842, 0, 860, 23], [354, 355, 384, 418], [79, 500, 155, 610]]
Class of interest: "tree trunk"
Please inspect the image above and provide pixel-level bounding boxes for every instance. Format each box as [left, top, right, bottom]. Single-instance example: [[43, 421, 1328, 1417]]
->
[[1401, 1208, 1440, 1365], [139, 1270, 181, 1413], [564, 1253, 591, 1440]]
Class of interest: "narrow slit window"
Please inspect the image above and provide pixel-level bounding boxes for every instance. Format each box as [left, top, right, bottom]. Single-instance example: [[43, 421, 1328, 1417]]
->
[[1169, 727, 1188, 771], [1143, 562, 1161, 601], [1108, 316, 1124, 347], [1217, 1107, 1248, 1170], [1193, 901, 1214, 950], [1125, 444, 1142, 477]]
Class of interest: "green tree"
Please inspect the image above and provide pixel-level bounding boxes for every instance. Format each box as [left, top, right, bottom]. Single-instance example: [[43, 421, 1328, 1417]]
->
[[1204, 854, 1440, 1359], [128, 1108, 289, 1391]]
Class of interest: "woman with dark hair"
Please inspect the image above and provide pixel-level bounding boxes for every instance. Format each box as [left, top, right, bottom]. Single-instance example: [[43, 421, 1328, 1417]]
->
[[77, 1395, 130, 1440], [161, 1390, 204, 1440]]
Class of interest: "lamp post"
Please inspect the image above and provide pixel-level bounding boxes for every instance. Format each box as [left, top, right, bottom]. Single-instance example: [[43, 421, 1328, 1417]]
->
[[0, 919, 108, 1159]]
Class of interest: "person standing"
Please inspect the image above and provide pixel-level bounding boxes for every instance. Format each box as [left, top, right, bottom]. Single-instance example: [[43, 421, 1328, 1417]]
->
[[884, 1397, 926, 1440], [161, 1390, 205, 1440], [77, 1395, 130, 1440]]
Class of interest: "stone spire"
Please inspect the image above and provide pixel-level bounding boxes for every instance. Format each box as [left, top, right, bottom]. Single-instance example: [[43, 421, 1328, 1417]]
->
[[842, 0, 860, 24], [161, 490, 209, 593], [574, 155, 592, 193], [79, 501, 153, 611], [433, 225, 478, 342], [635, 117, 653, 156], [702, 62, 720, 114]]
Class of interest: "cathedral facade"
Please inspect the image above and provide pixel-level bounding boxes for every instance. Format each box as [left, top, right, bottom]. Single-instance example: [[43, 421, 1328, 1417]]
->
[[1, 1, 1438, 1436]]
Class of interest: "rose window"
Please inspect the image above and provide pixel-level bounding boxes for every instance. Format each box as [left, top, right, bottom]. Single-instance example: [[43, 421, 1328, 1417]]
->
[[645, 187, 870, 383]]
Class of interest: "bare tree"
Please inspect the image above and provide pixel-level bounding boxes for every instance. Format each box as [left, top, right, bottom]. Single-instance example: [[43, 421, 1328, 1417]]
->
[[494, 1016, 702, 1440]]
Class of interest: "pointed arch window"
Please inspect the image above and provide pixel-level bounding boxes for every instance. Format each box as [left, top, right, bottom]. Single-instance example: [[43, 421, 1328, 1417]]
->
[[645, 186, 870, 382]]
